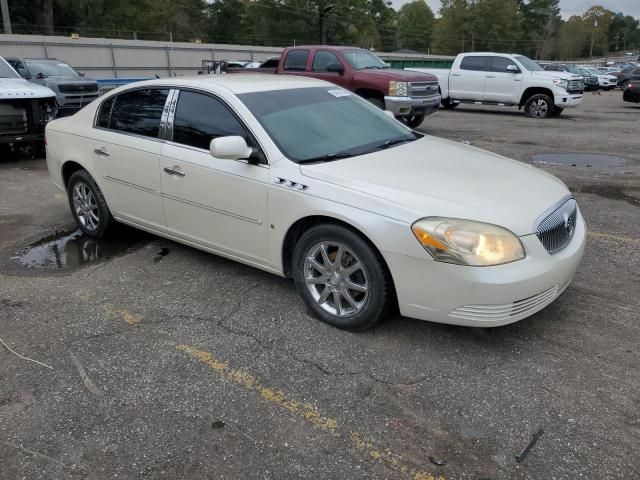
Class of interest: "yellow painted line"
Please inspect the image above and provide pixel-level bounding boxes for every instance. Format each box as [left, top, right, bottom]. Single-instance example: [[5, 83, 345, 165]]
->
[[176, 343, 444, 480], [102, 303, 143, 325], [588, 231, 640, 245]]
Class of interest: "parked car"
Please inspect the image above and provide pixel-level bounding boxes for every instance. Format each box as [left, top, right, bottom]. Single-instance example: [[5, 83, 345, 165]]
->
[[544, 64, 598, 91], [45, 75, 585, 330], [225, 46, 441, 128], [623, 76, 640, 103], [582, 67, 617, 90], [5, 57, 100, 115], [0, 56, 58, 151], [616, 66, 640, 89], [408, 53, 584, 118], [245, 57, 280, 69]]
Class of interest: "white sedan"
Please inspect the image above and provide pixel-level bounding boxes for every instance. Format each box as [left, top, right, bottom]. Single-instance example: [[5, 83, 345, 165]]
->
[[45, 75, 586, 330]]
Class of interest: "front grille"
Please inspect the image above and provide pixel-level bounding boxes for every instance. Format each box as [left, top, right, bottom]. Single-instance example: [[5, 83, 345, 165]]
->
[[58, 83, 99, 94], [535, 198, 577, 254], [449, 286, 559, 322], [567, 79, 583, 93], [409, 82, 439, 98]]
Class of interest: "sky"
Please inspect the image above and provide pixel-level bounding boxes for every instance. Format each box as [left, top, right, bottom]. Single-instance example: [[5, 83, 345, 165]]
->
[[392, 0, 640, 19]]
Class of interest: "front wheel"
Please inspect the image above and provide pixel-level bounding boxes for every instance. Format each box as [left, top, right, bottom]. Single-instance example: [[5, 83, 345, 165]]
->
[[67, 169, 113, 238], [292, 224, 395, 331], [402, 114, 426, 129], [524, 94, 554, 118]]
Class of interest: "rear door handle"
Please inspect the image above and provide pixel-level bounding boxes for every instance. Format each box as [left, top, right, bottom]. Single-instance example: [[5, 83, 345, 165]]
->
[[164, 166, 185, 177], [486, 75, 496, 78], [93, 147, 110, 157], [452, 73, 461, 77]]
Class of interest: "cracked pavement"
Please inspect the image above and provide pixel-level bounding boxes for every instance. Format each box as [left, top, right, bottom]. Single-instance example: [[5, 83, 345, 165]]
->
[[1, 91, 639, 479]]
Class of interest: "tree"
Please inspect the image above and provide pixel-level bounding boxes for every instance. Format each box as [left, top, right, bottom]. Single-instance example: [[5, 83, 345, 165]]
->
[[433, 0, 469, 54], [395, 0, 434, 52], [519, 0, 561, 59]]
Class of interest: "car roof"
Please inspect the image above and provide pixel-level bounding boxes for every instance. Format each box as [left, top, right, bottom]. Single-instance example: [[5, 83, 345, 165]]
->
[[120, 74, 330, 95]]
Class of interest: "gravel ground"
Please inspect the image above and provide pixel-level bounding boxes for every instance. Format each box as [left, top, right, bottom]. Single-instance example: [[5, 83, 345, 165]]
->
[[1, 90, 639, 480]]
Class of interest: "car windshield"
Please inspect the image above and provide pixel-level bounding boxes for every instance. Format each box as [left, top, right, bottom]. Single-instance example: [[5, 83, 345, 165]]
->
[[343, 50, 388, 70], [566, 66, 582, 75], [0, 59, 19, 78], [238, 87, 417, 163], [514, 55, 542, 71], [585, 68, 601, 75], [25, 60, 79, 77]]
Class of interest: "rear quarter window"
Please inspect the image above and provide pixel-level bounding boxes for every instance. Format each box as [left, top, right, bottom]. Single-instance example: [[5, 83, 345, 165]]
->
[[283, 50, 309, 71], [459, 56, 490, 72]]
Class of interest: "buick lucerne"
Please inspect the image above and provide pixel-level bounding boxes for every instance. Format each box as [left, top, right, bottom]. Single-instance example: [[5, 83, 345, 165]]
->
[[45, 75, 586, 330]]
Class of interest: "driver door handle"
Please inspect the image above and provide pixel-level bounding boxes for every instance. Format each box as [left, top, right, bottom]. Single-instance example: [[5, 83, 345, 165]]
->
[[164, 166, 185, 177], [93, 147, 110, 157]]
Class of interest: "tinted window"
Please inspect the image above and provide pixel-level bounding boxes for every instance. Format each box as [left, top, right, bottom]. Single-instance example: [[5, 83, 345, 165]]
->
[[460, 56, 490, 71], [491, 56, 518, 72], [545, 65, 561, 71], [108, 89, 169, 138], [312, 51, 342, 72], [172, 91, 248, 150], [261, 58, 279, 68], [96, 97, 114, 128], [283, 50, 309, 71]]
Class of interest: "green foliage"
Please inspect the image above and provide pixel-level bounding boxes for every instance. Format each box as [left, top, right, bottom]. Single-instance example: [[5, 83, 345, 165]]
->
[[3, 0, 640, 58], [396, 0, 434, 53]]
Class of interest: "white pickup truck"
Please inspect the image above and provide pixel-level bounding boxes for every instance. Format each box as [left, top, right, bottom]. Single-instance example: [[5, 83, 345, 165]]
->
[[407, 52, 584, 118]]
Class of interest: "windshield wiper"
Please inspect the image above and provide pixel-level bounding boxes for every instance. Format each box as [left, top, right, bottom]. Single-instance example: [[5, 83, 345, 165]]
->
[[376, 138, 415, 150], [301, 152, 354, 163]]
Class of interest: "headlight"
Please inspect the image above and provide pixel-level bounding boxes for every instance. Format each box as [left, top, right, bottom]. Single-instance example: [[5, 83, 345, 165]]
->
[[389, 81, 409, 97], [552, 78, 568, 90], [411, 217, 525, 266]]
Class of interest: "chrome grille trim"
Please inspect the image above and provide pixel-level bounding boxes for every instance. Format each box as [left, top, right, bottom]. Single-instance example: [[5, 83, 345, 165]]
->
[[409, 81, 439, 98], [449, 286, 559, 322], [534, 197, 577, 254]]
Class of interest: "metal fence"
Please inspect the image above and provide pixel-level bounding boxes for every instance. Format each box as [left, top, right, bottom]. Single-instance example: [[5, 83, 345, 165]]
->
[[0, 34, 454, 79]]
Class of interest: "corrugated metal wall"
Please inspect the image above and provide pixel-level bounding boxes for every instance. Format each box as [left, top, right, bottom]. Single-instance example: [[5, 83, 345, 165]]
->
[[0, 34, 453, 79]]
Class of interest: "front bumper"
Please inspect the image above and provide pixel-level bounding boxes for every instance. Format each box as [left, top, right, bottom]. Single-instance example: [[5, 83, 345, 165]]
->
[[384, 211, 586, 327], [384, 94, 441, 118], [554, 93, 583, 108]]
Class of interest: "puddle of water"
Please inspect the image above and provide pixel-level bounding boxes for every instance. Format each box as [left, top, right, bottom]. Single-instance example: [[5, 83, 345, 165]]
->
[[532, 153, 629, 167], [13, 227, 150, 270], [571, 184, 640, 207]]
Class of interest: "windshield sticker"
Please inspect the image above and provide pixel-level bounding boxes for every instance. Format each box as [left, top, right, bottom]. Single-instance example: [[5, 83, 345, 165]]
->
[[328, 89, 351, 98]]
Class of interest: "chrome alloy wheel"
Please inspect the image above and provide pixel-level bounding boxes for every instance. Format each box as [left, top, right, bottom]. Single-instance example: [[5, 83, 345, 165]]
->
[[72, 181, 100, 232], [530, 98, 549, 117], [304, 241, 369, 317]]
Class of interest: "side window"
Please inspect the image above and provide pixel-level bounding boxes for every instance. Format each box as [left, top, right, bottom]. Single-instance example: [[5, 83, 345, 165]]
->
[[109, 89, 169, 138], [312, 51, 341, 72], [545, 65, 560, 71], [490, 56, 517, 73], [172, 91, 248, 151], [283, 50, 309, 71], [459, 56, 490, 72], [96, 97, 114, 128]]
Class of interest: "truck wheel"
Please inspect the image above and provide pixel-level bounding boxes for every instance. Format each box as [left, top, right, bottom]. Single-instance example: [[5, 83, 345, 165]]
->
[[441, 98, 458, 109], [403, 114, 425, 129], [366, 97, 385, 110], [524, 94, 553, 118]]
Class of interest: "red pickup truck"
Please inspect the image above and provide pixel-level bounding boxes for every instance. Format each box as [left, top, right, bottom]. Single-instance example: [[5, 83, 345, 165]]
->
[[226, 46, 441, 128]]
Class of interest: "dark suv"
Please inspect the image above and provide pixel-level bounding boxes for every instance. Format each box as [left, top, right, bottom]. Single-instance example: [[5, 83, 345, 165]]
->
[[5, 58, 101, 115]]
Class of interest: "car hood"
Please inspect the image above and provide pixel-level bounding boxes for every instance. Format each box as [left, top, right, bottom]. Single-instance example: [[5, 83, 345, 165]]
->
[[42, 76, 97, 83], [0, 78, 57, 99], [353, 68, 437, 82], [300, 136, 570, 236], [531, 70, 582, 81]]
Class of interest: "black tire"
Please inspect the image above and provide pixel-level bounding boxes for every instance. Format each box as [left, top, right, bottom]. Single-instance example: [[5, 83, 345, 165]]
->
[[366, 96, 385, 110], [403, 114, 426, 129], [441, 98, 458, 109], [67, 169, 113, 239], [549, 106, 564, 117], [620, 80, 629, 90], [524, 93, 554, 118], [292, 224, 395, 331]]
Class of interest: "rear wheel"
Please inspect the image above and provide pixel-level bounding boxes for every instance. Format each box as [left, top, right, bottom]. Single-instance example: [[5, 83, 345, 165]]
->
[[67, 169, 113, 239], [292, 224, 395, 331], [441, 98, 458, 109], [524, 94, 553, 118]]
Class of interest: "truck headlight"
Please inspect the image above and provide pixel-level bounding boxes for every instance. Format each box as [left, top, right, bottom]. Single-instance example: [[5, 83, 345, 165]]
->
[[552, 79, 569, 90], [411, 217, 525, 266], [389, 81, 409, 97]]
